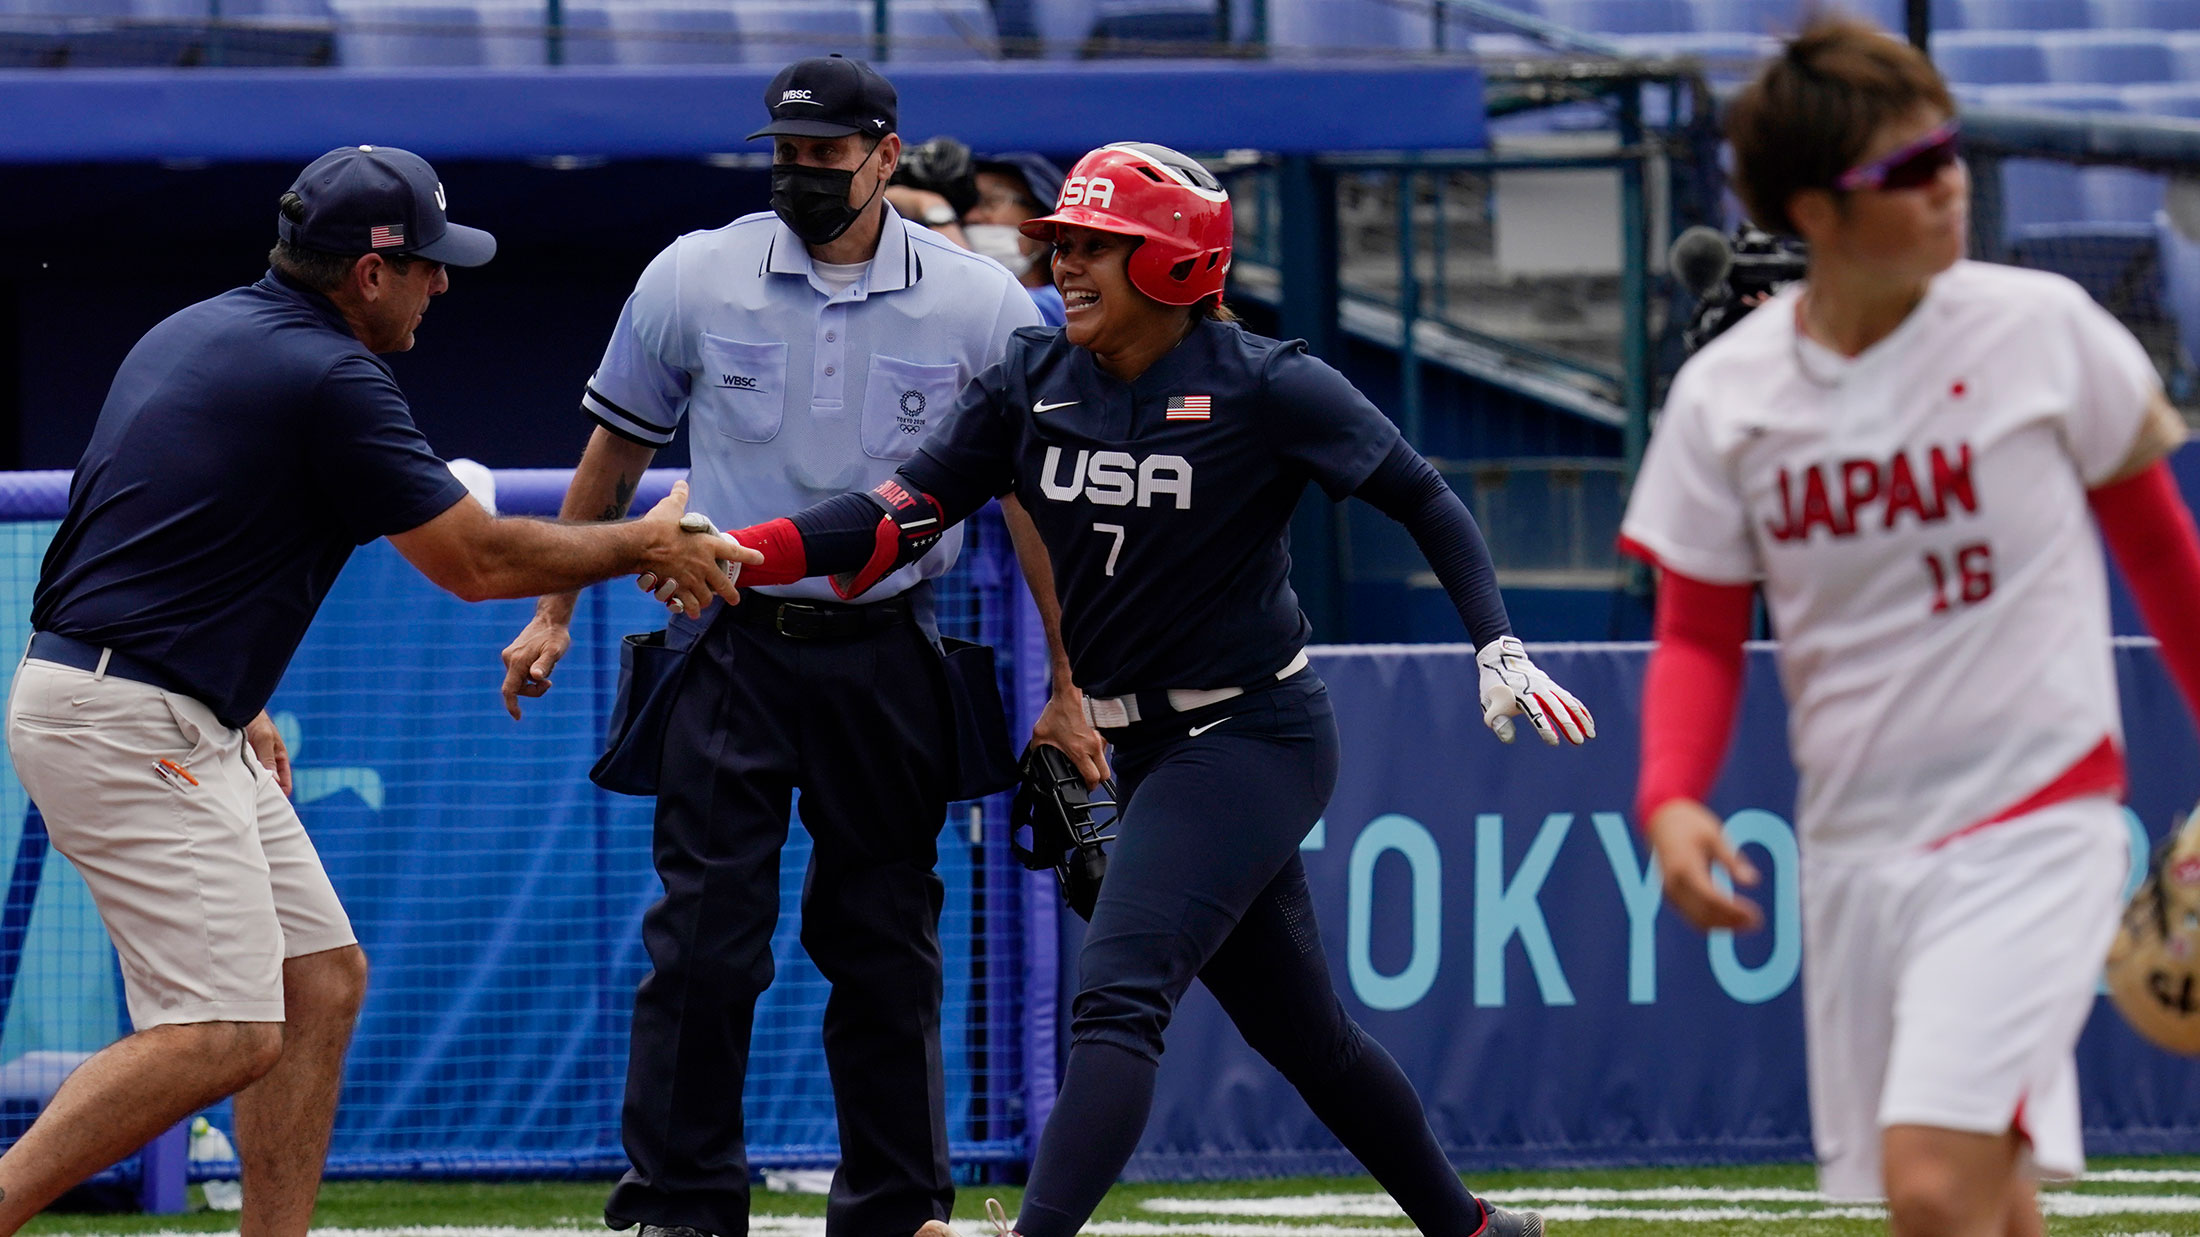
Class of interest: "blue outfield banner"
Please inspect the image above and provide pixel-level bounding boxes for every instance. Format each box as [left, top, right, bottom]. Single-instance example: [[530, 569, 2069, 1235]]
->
[[1129, 642, 2200, 1176]]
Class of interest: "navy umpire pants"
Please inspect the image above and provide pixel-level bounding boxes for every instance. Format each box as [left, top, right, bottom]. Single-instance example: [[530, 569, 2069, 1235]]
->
[[608, 594, 955, 1237], [1017, 673, 1486, 1237]]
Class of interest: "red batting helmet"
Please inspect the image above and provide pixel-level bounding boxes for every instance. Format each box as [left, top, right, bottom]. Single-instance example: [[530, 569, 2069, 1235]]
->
[[1021, 142, 1232, 307]]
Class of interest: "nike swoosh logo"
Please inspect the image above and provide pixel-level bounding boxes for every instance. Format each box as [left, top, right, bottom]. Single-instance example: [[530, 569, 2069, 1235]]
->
[[1034, 399, 1079, 413], [1188, 719, 1228, 737]]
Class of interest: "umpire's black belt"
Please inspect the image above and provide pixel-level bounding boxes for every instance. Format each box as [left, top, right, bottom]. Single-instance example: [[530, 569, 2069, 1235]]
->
[[728, 593, 913, 641], [26, 631, 197, 697]]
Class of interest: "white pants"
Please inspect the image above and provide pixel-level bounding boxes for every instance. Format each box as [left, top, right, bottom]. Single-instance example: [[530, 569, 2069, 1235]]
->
[[1803, 797, 2127, 1200], [5, 658, 354, 1029]]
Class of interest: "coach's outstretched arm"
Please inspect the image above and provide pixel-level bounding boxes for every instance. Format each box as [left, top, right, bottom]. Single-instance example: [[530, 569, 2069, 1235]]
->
[[392, 477, 755, 611]]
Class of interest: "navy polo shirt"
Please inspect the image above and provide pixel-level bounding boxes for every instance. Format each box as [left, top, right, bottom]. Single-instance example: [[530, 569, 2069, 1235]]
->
[[908, 318, 1399, 697], [31, 270, 468, 728]]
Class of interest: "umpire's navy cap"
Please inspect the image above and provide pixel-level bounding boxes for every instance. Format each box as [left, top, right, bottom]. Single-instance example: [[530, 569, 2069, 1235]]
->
[[747, 54, 898, 141], [279, 146, 497, 268]]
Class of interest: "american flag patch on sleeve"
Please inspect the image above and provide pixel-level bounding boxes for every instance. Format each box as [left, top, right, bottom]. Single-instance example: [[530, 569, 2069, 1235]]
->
[[369, 224, 407, 249], [1165, 395, 1212, 421]]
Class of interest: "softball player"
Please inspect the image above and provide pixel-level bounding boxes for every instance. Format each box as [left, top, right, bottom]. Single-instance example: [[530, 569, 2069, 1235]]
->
[[703, 141, 1587, 1237], [1622, 18, 2200, 1235]]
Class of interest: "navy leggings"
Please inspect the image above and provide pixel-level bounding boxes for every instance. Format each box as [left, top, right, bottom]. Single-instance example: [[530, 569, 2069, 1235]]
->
[[1016, 673, 1484, 1237]]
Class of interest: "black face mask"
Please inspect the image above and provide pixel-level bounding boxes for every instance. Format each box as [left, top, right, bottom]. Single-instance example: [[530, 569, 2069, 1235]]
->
[[771, 146, 884, 247]]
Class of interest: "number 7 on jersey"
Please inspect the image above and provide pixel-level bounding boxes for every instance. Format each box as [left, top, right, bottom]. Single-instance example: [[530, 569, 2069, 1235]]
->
[[1094, 523, 1126, 576]]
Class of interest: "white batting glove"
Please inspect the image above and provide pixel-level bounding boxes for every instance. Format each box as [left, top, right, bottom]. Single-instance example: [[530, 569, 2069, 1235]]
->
[[1475, 635, 1596, 746]]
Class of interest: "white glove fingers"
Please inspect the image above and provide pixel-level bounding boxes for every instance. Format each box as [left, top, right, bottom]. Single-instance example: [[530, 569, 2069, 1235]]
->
[[1520, 691, 1560, 745], [1557, 687, 1597, 741], [1531, 691, 1584, 745]]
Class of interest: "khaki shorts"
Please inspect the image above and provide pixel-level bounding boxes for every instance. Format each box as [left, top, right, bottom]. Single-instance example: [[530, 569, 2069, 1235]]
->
[[4, 657, 355, 1029], [1803, 797, 2127, 1200]]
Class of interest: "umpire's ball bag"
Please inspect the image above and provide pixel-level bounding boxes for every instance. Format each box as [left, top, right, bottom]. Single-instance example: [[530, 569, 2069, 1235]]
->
[[591, 626, 697, 796]]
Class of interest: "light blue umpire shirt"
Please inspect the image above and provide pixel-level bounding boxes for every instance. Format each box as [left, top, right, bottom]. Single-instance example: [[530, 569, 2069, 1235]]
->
[[583, 203, 1044, 603]]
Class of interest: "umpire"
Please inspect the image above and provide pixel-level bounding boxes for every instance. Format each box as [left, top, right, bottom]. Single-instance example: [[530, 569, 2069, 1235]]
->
[[0, 146, 750, 1237], [498, 55, 1041, 1237]]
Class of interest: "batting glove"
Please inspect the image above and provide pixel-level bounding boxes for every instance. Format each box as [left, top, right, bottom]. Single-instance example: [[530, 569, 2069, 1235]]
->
[[1475, 636, 1595, 746]]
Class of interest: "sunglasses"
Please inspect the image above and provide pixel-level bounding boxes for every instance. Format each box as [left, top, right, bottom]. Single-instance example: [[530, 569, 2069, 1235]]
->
[[1834, 122, 1961, 193]]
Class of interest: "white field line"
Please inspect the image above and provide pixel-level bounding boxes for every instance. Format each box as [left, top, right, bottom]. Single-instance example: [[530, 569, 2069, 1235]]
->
[[2082, 1169, 2200, 1183]]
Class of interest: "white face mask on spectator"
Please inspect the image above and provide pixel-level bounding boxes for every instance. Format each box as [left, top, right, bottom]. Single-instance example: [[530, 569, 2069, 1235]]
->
[[964, 224, 1032, 276]]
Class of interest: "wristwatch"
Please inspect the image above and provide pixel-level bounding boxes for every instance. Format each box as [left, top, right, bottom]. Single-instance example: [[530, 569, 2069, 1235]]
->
[[920, 204, 959, 228]]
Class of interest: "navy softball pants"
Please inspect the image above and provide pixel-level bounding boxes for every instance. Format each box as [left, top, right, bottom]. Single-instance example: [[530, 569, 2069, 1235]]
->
[[1016, 672, 1485, 1237], [608, 599, 956, 1237]]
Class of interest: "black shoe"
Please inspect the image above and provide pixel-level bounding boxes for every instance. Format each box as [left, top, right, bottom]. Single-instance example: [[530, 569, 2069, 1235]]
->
[[1473, 1202, 1545, 1237], [638, 1226, 713, 1237]]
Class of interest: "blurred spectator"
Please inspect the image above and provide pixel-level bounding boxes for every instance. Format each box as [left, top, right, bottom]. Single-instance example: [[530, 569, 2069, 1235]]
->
[[968, 151, 1067, 326]]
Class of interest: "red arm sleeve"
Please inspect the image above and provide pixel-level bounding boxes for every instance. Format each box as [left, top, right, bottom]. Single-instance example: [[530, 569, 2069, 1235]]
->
[[1636, 568, 1756, 828], [723, 517, 807, 587], [2091, 460, 2200, 725]]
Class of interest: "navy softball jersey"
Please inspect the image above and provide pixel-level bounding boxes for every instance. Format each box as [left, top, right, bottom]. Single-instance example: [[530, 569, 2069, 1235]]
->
[[775, 317, 1512, 688]]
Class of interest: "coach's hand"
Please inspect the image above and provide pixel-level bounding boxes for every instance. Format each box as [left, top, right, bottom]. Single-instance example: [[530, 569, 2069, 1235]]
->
[[633, 482, 760, 619], [501, 615, 575, 720], [1475, 635, 1595, 745], [1648, 798, 1762, 932], [245, 709, 293, 797], [1033, 684, 1111, 788]]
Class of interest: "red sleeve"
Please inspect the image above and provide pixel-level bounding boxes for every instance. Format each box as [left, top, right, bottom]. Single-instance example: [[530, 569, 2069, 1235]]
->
[[2091, 460, 2200, 725], [1636, 567, 1756, 828], [725, 517, 808, 587]]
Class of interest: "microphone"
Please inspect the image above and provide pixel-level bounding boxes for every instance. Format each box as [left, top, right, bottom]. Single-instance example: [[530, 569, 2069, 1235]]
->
[[1669, 226, 1735, 300]]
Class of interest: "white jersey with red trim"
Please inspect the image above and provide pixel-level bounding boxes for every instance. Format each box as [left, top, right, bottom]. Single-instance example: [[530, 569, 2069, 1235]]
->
[[1621, 260, 2160, 857]]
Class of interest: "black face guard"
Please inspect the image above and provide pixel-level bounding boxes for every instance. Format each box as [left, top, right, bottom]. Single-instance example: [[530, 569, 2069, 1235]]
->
[[1009, 743, 1119, 921]]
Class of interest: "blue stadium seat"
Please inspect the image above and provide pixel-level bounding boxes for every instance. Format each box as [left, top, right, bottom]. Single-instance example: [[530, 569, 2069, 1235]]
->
[[1266, 0, 1431, 54], [1689, 0, 1806, 34], [1954, 0, 2091, 29], [1933, 30, 2049, 85], [2172, 31, 2200, 79], [1538, 0, 1694, 34], [329, 2, 486, 64], [2121, 83, 2200, 117], [890, 0, 999, 60], [2079, 166, 2166, 222], [2160, 211, 2200, 379], [1975, 81, 2128, 109], [1027, 0, 1096, 55], [2038, 30, 2175, 83], [0, 0, 129, 13], [604, 2, 741, 63], [1997, 159, 2085, 231], [725, 0, 866, 63], [2087, 0, 2200, 30]]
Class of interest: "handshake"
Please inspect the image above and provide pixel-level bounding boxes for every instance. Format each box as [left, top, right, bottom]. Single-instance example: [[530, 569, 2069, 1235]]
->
[[631, 481, 762, 620]]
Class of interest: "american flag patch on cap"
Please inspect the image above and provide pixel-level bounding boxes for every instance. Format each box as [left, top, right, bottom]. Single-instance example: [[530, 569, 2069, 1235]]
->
[[1165, 395, 1211, 421], [369, 224, 406, 249]]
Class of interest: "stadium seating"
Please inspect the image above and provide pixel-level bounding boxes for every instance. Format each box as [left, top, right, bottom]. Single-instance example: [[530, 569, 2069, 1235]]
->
[[2038, 29, 2177, 84], [602, 2, 743, 63], [1264, 0, 1430, 55], [2088, 0, 2200, 30], [1536, 0, 1695, 34], [1933, 30, 2050, 84], [889, 0, 998, 61], [2171, 32, 2200, 81], [328, 1, 485, 64], [2160, 210, 2200, 373], [1952, 0, 2090, 30], [1688, 0, 1806, 35], [1975, 81, 2127, 109], [2122, 83, 2200, 117]]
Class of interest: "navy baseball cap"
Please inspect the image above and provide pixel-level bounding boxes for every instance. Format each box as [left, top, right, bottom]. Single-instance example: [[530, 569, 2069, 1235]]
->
[[977, 152, 1066, 213], [279, 146, 496, 267], [747, 55, 898, 141]]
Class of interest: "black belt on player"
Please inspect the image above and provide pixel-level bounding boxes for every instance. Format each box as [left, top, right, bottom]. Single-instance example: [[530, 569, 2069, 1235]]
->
[[727, 593, 913, 641], [25, 631, 197, 698]]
